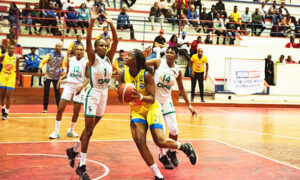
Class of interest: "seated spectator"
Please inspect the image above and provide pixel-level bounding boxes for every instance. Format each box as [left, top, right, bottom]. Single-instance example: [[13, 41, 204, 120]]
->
[[153, 29, 167, 58], [97, 0, 106, 26], [215, 0, 227, 21], [65, 6, 78, 36], [190, 36, 202, 55], [295, 18, 300, 38], [32, 3, 42, 35], [77, 3, 90, 35], [259, 2, 267, 24], [149, 2, 164, 30], [285, 55, 297, 64], [187, 5, 201, 32], [226, 16, 237, 45], [190, 0, 202, 19], [117, 7, 135, 40], [67, 35, 84, 55], [177, 0, 188, 9], [199, 7, 209, 33], [178, 31, 190, 62], [168, 34, 178, 47], [97, 26, 111, 41], [158, 0, 169, 18], [204, 34, 212, 44], [270, 16, 284, 37], [207, 6, 217, 33], [285, 36, 297, 48], [241, 7, 251, 35], [281, 14, 292, 34], [168, 3, 178, 30], [24, 47, 42, 86], [8, 2, 20, 28], [296, 39, 300, 48], [22, 3, 33, 35], [214, 13, 226, 44], [40, 2, 59, 35], [251, 8, 265, 36], [274, 55, 284, 64], [177, 3, 188, 31], [113, 49, 125, 74], [120, 0, 136, 9], [278, 2, 297, 25], [6, 28, 18, 47], [85, 0, 94, 9], [265, 54, 274, 85], [267, 1, 278, 24], [230, 6, 241, 29]]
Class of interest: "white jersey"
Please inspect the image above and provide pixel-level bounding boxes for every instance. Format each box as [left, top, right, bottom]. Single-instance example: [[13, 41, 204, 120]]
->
[[89, 54, 112, 90], [66, 56, 87, 84], [154, 59, 179, 103]]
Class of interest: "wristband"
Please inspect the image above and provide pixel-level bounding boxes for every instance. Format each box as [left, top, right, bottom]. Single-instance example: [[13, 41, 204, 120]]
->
[[139, 94, 144, 100]]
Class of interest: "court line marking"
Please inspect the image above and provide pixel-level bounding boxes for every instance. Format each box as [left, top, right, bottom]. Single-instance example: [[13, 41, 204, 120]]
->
[[213, 139, 300, 171], [6, 153, 109, 180]]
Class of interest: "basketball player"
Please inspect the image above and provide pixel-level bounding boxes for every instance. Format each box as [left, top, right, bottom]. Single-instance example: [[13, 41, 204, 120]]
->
[[0, 45, 19, 120], [146, 46, 198, 169], [117, 49, 197, 180], [65, 8, 118, 180], [49, 45, 89, 139]]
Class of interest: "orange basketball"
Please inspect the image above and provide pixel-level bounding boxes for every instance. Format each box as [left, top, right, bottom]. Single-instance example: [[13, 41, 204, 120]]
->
[[118, 83, 136, 103]]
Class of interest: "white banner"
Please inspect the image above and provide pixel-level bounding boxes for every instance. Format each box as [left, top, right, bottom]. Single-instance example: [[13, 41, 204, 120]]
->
[[227, 59, 265, 95]]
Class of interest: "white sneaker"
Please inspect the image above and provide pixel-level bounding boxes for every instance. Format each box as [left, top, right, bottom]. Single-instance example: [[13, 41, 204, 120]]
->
[[66, 129, 79, 137], [49, 131, 60, 139]]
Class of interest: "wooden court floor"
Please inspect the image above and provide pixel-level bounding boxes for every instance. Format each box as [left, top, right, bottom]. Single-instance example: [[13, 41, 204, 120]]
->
[[0, 105, 300, 179]]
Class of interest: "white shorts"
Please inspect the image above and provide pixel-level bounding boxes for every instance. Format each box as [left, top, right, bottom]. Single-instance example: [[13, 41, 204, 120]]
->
[[84, 88, 108, 117], [158, 97, 176, 116], [61, 83, 85, 104]]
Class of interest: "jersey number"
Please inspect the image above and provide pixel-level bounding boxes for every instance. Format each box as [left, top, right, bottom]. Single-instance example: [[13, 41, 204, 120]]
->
[[74, 66, 80, 73], [104, 68, 107, 76], [162, 74, 171, 83]]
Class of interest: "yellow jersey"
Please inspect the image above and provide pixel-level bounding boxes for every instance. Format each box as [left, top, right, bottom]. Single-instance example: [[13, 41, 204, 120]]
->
[[191, 54, 208, 73], [1, 52, 16, 74], [123, 66, 160, 113]]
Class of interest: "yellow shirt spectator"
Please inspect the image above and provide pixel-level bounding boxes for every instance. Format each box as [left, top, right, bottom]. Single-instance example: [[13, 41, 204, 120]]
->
[[230, 12, 240, 22], [190, 54, 208, 73]]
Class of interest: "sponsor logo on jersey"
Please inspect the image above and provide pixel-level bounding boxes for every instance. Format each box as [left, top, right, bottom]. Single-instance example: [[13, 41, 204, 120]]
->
[[139, 83, 145, 89], [98, 79, 110, 84], [70, 73, 82, 78], [139, 75, 143, 82], [157, 82, 171, 90]]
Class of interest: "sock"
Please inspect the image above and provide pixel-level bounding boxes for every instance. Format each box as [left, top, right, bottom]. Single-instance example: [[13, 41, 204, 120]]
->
[[159, 148, 166, 157], [79, 152, 87, 167], [5, 108, 9, 114], [55, 120, 61, 133], [177, 142, 182, 150], [170, 148, 176, 152], [150, 163, 163, 178], [178, 142, 188, 152], [70, 122, 76, 130], [73, 140, 81, 152]]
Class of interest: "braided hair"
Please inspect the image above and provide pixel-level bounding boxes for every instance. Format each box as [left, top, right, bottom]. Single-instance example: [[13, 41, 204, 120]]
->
[[131, 49, 153, 74]]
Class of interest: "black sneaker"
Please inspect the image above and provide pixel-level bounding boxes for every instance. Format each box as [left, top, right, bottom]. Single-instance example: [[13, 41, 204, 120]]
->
[[66, 147, 78, 168], [167, 150, 178, 167], [76, 165, 90, 180], [155, 176, 165, 180], [182, 142, 198, 165], [159, 155, 174, 169], [2, 109, 5, 120]]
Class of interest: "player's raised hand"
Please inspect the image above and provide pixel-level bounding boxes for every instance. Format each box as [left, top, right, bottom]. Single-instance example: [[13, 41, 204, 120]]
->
[[102, 12, 113, 24], [90, 6, 100, 20]]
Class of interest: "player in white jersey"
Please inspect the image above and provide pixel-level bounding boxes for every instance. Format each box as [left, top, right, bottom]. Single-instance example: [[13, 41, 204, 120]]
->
[[49, 45, 89, 139], [146, 46, 198, 169], [66, 9, 118, 180]]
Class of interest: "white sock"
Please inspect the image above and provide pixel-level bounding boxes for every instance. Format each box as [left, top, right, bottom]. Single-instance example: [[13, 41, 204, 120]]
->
[[177, 142, 181, 150], [170, 149, 176, 152], [159, 148, 166, 157], [2, 105, 5, 109], [150, 163, 163, 178], [79, 152, 87, 167], [5, 108, 9, 114], [70, 122, 76, 130], [73, 140, 81, 152], [55, 120, 61, 133]]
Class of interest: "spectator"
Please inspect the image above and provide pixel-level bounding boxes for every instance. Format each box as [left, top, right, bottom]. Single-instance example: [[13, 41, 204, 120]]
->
[[285, 36, 297, 48], [214, 13, 226, 44], [40, 2, 60, 35], [97, 26, 111, 41], [278, 2, 297, 25], [32, 3, 42, 35], [68, 35, 84, 55], [97, 0, 106, 26], [120, 0, 136, 9], [281, 14, 292, 34], [191, 0, 202, 19], [24, 47, 42, 86], [265, 54, 274, 85], [65, 6, 78, 36], [113, 50, 125, 74], [270, 16, 284, 37], [204, 34, 212, 44], [168, 34, 178, 47], [178, 31, 191, 63], [190, 36, 203, 55], [168, 2, 178, 31], [207, 6, 217, 33], [190, 48, 208, 102], [215, 0, 227, 21], [226, 16, 237, 45], [22, 3, 33, 35], [199, 7, 209, 33], [252, 8, 265, 36], [259, 2, 267, 24], [61, 0, 73, 11], [38, 43, 65, 113], [153, 29, 167, 58], [187, 5, 201, 32], [274, 55, 284, 64], [77, 3, 90, 35], [230, 6, 241, 26], [295, 18, 300, 38], [158, 0, 169, 18], [177, 0, 188, 9], [149, 2, 164, 30], [177, 3, 188, 31], [117, 7, 135, 40], [284, 55, 297, 64], [8, 2, 20, 28], [267, 1, 278, 24], [296, 39, 300, 48], [6, 28, 18, 47], [85, 0, 94, 9], [241, 7, 251, 35]]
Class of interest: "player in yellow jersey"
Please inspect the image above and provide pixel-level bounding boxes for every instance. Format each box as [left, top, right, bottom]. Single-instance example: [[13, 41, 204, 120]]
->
[[0, 45, 19, 120], [117, 49, 198, 180]]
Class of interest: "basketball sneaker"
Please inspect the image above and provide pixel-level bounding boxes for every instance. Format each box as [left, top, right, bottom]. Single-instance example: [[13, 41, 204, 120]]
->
[[159, 155, 174, 169], [42, 109, 47, 113], [49, 131, 60, 139], [76, 165, 90, 180], [155, 176, 165, 180], [182, 142, 198, 165], [167, 150, 178, 167], [66, 129, 79, 137], [66, 147, 78, 168]]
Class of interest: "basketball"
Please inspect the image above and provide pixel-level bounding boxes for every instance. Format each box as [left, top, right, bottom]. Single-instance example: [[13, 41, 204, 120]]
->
[[118, 83, 136, 103]]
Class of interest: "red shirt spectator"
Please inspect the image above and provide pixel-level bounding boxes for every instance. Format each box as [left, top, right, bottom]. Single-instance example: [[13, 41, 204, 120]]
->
[[285, 36, 297, 48], [190, 36, 203, 55], [177, 0, 188, 9], [284, 56, 297, 64]]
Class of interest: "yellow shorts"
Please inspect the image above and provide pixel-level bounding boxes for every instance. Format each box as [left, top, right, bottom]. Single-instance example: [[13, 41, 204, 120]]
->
[[130, 106, 164, 130], [0, 72, 16, 90]]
